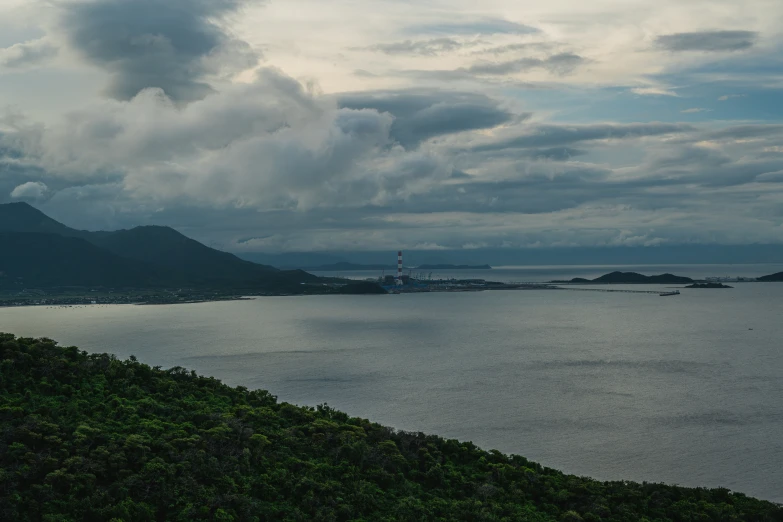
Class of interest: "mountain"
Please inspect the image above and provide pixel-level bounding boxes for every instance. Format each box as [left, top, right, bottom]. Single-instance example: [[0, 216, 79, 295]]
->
[[0, 202, 95, 239], [0, 233, 160, 289], [758, 271, 783, 282], [89, 226, 284, 285], [552, 272, 693, 284], [0, 203, 317, 290]]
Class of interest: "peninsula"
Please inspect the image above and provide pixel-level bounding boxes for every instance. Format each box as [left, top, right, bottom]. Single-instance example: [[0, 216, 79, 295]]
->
[[2, 334, 781, 521]]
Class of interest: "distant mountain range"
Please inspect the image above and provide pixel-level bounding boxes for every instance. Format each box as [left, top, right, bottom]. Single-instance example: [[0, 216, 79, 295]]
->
[[0, 203, 317, 291], [416, 264, 491, 270], [237, 245, 783, 268], [301, 262, 492, 272]]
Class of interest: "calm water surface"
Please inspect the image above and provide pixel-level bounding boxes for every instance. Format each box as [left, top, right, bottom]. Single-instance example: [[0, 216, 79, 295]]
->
[[2, 276, 782, 502]]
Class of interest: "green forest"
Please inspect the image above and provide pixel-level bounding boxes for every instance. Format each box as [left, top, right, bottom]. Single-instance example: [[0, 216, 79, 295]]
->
[[1, 334, 781, 521]]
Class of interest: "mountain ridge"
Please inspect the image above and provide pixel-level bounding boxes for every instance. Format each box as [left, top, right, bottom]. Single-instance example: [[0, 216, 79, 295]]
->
[[0, 203, 316, 290]]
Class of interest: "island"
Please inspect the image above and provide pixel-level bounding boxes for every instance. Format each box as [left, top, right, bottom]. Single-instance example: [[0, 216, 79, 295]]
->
[[686, 283, 733, 289], [2, 333, 781, 521], [551, 271, 694, 284], [758, 271, 783, 282]]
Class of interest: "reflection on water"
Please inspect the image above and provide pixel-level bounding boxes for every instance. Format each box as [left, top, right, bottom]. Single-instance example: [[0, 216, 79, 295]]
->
[[2, 278, 782, 502]]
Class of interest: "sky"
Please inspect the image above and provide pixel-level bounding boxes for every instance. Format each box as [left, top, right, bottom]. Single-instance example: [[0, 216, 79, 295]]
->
[[1, 0, 782, 254]]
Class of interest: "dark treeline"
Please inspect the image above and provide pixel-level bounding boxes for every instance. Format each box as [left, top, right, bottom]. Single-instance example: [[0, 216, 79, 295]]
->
[[1, 334, 781, 521]]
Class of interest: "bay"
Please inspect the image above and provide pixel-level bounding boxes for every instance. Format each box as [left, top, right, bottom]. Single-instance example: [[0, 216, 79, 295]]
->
[[2, 266, 782, 502]]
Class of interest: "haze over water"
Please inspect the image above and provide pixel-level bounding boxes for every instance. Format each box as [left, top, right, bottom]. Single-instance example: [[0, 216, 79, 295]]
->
[[3, 265, 782, 503]]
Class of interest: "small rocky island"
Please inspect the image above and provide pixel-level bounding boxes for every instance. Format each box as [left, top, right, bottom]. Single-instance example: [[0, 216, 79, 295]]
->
[[686, 282, 733, 289]]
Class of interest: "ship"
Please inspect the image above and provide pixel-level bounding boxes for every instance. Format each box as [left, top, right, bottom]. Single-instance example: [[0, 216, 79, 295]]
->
[[659, 290, 681, 297]]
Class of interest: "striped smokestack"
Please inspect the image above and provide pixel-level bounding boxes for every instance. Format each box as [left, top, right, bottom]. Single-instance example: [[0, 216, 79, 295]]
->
[[397, 251, 403, 283]]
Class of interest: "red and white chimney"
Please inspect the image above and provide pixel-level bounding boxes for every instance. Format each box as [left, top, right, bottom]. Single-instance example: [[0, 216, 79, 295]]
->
[[397, 250, 403, 284]]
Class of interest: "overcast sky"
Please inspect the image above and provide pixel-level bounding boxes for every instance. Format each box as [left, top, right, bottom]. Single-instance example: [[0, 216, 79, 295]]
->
[[1, 0, 782, 252]]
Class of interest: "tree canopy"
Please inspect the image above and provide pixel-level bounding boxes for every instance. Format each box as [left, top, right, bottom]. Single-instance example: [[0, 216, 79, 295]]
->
[[1, 333, 781, 521]]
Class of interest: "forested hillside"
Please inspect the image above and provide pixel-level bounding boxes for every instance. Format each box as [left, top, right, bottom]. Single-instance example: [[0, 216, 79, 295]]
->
[[1, 334, 781, 521]]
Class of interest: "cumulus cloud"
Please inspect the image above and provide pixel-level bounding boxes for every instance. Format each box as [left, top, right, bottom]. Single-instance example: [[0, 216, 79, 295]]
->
[[0, 38, 58, 69], [10, 181, 48, 200], [3, 69, 455, 212], [655, 31, 758, 52], [58, 0, 260, 102]]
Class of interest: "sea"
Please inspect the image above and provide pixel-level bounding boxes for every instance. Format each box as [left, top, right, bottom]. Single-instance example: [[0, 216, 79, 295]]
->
[[2, 264, 782, 503]]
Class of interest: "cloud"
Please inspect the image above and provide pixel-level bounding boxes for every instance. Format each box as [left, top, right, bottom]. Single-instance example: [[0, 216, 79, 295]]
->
[[466, 52, 585, 76], [3, 0, 783, 252], [2, 69, 456, 213], [0, 38, 58, 69], [58, 0, 260, 102], [630, 87, 679, 97], [406, 19, 538, 36], [338, 90, 517, 148], [718, 94, 746, 101], [681, 108, 712, 113], [470, 123, 691, 152], [655, 31, 758, 52], [365, 38, 468, 56], [473, 42, 556, 56], [10, 181, 48, 200]]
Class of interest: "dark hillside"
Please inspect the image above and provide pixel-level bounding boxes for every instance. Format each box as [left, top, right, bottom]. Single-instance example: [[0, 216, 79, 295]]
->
[[90, 226, 286, 285], [0, 233, 160, 289], [0, 203, 318, 291], [0, 202, 94, 240], [1, 334, 781, 521], [758, 271, 783, 282]]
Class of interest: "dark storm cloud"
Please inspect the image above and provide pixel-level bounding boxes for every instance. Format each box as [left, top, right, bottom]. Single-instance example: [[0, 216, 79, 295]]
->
[[338, 90, 518, 148], [365, 38, 466, 56], [60, 0, 259, 102], [471, 123, 692, 152], [655, 31, 758, 52], [406, 19, 539, 36], [466, 52, 585, 75]]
